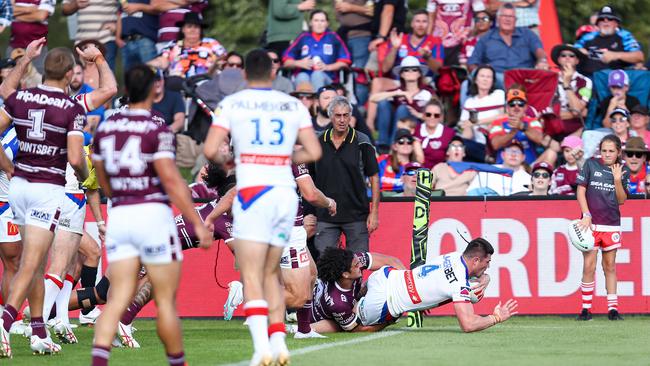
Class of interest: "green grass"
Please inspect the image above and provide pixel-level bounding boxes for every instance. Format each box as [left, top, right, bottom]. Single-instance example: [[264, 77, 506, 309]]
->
[[4, 316, 650, 365]]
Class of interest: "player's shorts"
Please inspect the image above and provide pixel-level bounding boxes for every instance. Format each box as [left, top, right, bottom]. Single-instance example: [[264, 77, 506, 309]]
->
[[357, 266, 398, 326], [57, 192, 87, 235], [280, 226, 310, 269], [9, 177, 62, 232], [105, 203, 182, 265], [593, 230, 622, 252], [0, 201, 21, 243], [232, 186, 297, 247]]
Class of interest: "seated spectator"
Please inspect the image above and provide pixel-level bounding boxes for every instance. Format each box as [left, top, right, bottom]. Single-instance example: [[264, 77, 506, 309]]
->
[[313, 85, 338, 132], [574, 5, 643, 76], [431, 136, 477, 196], [550, 135, 584, 195], [459, 10, 492, 67], [369, 56, 435, 151], [268, 49, 294, 94], [396, 162, 420, 197], [629, 105, 650, 146], [610, 107, 633, 145], [489, 88, 552, 165], [152, 69, 185, 132], [149, 12, 227, 78], [549, 44, 591, 139], [623, 136, 648, 195], [514, 161, 553, 196], [396, 115, 418, 134], [153, 0, 208, 52], [377, 129, 424, 193], [646, 173, 650, 197], [413, 99, 456, 169], [283, 10, 351, 90], [466, 139, 531, 195], [426, 0, 485, 66], [223, 51, 244, 70], [598, 70, 640, 129], [291, 82, 317, 117], [459, 64, 505, 161], [574, 12, 599, 42], [492, 0, 540, 33]]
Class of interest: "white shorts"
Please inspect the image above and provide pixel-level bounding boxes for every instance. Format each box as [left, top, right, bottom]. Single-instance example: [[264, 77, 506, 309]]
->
[[0, 201, 21, 243], [233, 186, 297, 247], [280, 226, 310, 269], [105, 203, 182, 265], [357, 266, 397, 326], [57, 192, 87, 235], [9, 177, 62, 232]]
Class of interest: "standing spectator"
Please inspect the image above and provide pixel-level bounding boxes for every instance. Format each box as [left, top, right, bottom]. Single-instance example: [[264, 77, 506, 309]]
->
[[291, 82, 317, 117], [610, 108, 632, 145], [514, 161, 553, 196], [334, 0, 373, 106], [153, 0, 208, 52], [574, 5, 643, 76], [117, 0, 160, 72], [62, 0, 120, 71], [152, 69, 185, 132], [313, 85, 338, 132], [283, 10, 351, 90], [550, 135, 584, 196], [265, 0, 315, 58], [630, 105, 650, 146], [622, 136, 648, 195], [369, 56, 434, 151], [382, 10, 444, 76], [490, 0, 540, 33], [268, 50, 294, 94], [466, 139, 531, 195], [311, 96, 379, 254], [598, 70, 639, 129], [459, 10, 492, 67], [431, 136, 477, 196], [377, 129, 424, 193], [368, 0, 408, 52], [7, 0, 54, 74], [413, 99, 456, 169], [550, 44, 591, 139], [426, 0, 485, 66], [0, 0, 11, 34]]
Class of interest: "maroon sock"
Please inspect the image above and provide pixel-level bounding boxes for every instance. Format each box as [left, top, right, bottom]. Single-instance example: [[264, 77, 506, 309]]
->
[[120, 302, 143, 325], [167, 351, 186, 366], [91, 345, 111, 366], [1, 305, 17, 332], [297, 300, 312, 334], [31, 316, 47, 339]]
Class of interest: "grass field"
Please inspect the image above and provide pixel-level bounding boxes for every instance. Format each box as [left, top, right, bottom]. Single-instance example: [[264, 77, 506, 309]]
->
[[4, 316, 650, 365]]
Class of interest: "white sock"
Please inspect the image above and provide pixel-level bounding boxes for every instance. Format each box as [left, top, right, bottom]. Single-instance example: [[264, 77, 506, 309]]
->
[[269, 326, 287, 355], [43, 274, 63, 320], [243, 300, 270, 355], [54, 276, 74, 324]]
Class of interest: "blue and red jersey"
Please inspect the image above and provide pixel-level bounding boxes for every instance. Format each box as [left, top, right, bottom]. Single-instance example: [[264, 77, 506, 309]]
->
[[283, 30, 351, 81], [388, 34, 444, 75], [488, 116, 544, 165], [377, 154, 405, 192]]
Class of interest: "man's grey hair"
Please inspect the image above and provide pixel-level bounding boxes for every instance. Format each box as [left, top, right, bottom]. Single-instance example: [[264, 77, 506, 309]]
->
[[497, 3, 515, 18], [327, 95, 353, 118]]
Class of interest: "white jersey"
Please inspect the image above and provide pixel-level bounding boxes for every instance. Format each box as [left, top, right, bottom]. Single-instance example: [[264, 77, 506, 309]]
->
[[386, 252, 471, 316], [0, 126, 19, 201], [212, 88, 313, 189]]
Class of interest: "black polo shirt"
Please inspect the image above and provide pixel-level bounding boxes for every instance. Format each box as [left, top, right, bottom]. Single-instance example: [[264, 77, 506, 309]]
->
[[311, 127, 379, 223]]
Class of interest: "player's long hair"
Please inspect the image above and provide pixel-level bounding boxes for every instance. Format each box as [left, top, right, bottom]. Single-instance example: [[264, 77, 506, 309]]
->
[[201, 162, 235, 197], [317, 248, 355, 283]]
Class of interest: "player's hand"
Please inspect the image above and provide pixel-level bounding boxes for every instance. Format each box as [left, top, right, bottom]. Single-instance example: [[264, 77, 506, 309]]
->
[[366, 212, 379, 233], [98, 222, 106, 242], [194, 223, 213, 249], [493, 299, 518, 323], [326, 198, 337, 216], [578, 215, 592, 231], [76, 44, 103, 63], [25, 38, 46, 61], [471, 273, 490, 292], [611, 163, 623, 181]]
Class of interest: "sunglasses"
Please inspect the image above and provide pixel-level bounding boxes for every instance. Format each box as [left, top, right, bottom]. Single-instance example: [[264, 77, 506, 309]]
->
[[610, 117, 628, 123], [559, 53, 576, 58], [401, 67, 421, 73], [448, 144, 464, 150], [396, 138, 413, 145], [227, 62, 243, 68], [424, 112, 442, 118], [626, 151, 646, 158], [269, 58, 280, 64], [404, 170, 418, 176], [475, 16, 490, 22], [533, 172, 550, 179], [294, 93, 314, 99], [508, 100, 526, 108]]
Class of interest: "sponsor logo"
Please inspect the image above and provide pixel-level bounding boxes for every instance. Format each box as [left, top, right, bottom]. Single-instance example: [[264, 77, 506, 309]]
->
[[58, 218, 71, 228], [280, 256, 289, 265], [594, 171, 602, 177], [612, 232, 621, 242], [443, 255, 458, 283], [29, 209, 51, 223], [300, 251, 309, 263], [341, 294, 348, 303], [404, 270, 422, 304], [19, 141, 59, 156], [323, 44, 333, 55], [73, 114, 86, 130], [7, 222, 19, 236], [144, 244, 168, 256], [15, 90, 75, 109]]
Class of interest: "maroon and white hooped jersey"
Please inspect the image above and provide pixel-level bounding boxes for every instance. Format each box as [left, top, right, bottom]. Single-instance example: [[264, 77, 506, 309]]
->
[[0, 85, 86, 186], [10, 0, 55, 49], [292, 163, 309, 226], [92, 109, 176, 207]]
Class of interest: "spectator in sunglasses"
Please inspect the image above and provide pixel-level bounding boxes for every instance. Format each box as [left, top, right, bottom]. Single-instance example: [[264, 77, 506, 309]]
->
[[516, 161, 553, 196], [290, 82, 317, 117], [396, 162, 422, 197], [629, 105, 650, 147], [267, 49, 295, 95], [598, 70, 640, 129], [413, 99, 456, 169], [377, 129, 424, 193], [223, 51, 244, 70], [431, 136, 476, 196], [622, 136, 648, 195], [459, 11, 492, 67], [610, 108, 633, 145]]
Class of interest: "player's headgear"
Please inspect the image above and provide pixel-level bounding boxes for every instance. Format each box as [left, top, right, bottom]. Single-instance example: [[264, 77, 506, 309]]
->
[[317, 247, 355, 283]]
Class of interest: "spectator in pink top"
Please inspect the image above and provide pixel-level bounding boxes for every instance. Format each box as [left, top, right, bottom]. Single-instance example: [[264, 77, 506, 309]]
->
[[551, 135, 584, 195], [412, 99, 456, 168], [629, 105, 650, 147]]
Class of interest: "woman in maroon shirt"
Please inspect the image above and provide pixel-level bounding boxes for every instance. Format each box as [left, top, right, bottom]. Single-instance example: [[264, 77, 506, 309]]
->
[[412, 100, 456, 169]]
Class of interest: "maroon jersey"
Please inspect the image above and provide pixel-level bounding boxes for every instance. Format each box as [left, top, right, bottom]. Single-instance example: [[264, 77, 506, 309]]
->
[[1, 86, 86, 185], [293, 163, 310, 226], [311, 252, 372, 330], [189, 182, 219, 200], [93, 109, 175, 207], [105, 107, 166, 126], [175, 200, 232, 250], [413, 122, 456, 169], [551, 164, 580, 195], [10, 0, 55, 48]]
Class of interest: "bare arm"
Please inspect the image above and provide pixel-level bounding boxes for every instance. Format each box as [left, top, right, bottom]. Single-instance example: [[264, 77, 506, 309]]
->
[[0, 38, 46, 99], [203, 126, 230, 164], [14, 6, 49, 22], [169, 112, 185, 133], [205, 186, 235, 227], [86, 188, 106, 240], [427, 9, 437, 35], [490, 130, 519, 151], [293, 127, 322, 164], [92, 160, 112, 198], [62, 0, 82, 15], [367, 174, 380, 233], [68, 135, 89, 182], [296, 175, 334, 212], [147, 55, 171, 72], [454, 299, 518, 333], [377, 4, 394, 40], [77, 46, 118, 109], [151, 0, 189, 12], [368, 252, 405, 270]]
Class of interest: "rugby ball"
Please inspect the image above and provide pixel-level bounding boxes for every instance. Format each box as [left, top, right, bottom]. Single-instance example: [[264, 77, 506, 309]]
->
[[568, 219, 595, 252], [468, 275, 489, 304]]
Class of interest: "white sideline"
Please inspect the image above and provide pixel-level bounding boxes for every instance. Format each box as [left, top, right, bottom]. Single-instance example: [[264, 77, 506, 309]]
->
[[219, 330, 405, 366]]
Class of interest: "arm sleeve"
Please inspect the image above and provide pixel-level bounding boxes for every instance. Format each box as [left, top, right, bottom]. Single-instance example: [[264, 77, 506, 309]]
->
[[172, 92, 185, 115], [334, 33, 352, 64], [361, 143, 379, 177], [620, 30, 641, 52], [575, 159, 591, 187], [488, 121, 505, 139], [67, 105, 87, 136], [153, 126, 176, 160], [467, 36, 486, 66], [211, 100, 231, 130], [330, 302, 359, 331], [282, 34, 305, 61], [270, 0, 300, 20]]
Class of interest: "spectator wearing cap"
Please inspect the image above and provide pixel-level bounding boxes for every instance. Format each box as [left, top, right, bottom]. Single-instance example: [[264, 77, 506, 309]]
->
[[149, 12, 227, 78], [413, 99, 456, 169], [598, 70, 640, 129], [283, 10, 351, 91], [62, 0, 119, 71], [0, 0, 11, 34], [377, 129, 424, 193], [623, 136, 648, 195], [152, 69, 185, 132], [515, 161, 553, 196], [610, 108, 632, 145], [392, 163, 420, 197], [291, 82, 317, 117], [431, 136, 477, 196], [574, 5, 643, 76], [427, 0, 485, 66], [267, 49, 294, 95], [550, 135, 584, 195], [488, 87, 553, 165], [117, 0, 160, 72], [313, 85, 338, 132], [370, 56, 435, 152], [310, 96, 379, 254], [630, 105, 650, 147], [466, 139, 531, 195], [550, 44, 592, 138], [7, 0, 53, 74], [152, 0, 208, 53]]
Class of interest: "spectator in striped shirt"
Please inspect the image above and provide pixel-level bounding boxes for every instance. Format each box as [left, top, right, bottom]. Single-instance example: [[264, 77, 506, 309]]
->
[[152, 0, 208, 53], [6, 0, 54, 74]]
